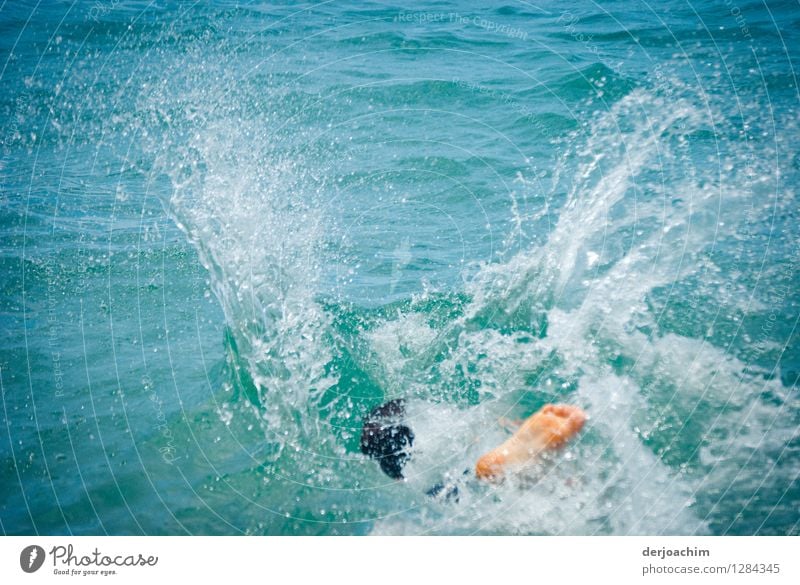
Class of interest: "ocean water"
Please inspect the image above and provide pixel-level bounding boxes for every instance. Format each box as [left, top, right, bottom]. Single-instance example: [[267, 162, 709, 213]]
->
[[1, 0, 798, 536]]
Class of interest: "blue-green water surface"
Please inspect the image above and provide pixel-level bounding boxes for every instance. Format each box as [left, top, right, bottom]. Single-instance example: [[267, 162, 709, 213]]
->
[[1, 0, 799, 535]]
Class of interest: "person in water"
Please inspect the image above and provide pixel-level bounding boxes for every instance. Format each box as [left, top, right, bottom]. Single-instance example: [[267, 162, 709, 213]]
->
[[360, 399, 586, 482]]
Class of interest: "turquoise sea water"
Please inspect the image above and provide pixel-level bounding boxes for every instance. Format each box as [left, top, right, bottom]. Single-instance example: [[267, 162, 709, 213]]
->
[[1, 0, 798, 535]]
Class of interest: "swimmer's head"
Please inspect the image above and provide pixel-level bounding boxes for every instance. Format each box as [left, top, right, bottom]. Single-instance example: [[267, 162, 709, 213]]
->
[[360, 399, 414, 480]]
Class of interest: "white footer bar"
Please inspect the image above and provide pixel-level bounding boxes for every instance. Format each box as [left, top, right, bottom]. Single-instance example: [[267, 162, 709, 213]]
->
[[1, 537, 796, 584]]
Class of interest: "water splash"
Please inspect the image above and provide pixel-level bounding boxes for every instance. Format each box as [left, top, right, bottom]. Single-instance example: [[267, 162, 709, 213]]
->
[[137, 54, 793, 533], [367, 88, 795, 534], [143, 70, 339, 462]]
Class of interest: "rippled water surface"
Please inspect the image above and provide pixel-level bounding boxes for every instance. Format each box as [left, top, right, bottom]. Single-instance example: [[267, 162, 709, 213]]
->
[[1, 0, 798, 535]]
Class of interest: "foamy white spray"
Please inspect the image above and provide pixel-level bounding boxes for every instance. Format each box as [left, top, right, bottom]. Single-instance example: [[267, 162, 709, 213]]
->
[[370, 89, 794, 534]]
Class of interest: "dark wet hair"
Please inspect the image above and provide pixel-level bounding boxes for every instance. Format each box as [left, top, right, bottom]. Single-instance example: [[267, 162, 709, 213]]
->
[[360, 399, 414, 480]]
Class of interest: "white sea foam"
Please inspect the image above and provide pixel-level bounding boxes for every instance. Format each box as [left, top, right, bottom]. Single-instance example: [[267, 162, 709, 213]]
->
[[147, 65, 792, 534], [369, 89, 794, 534], [154, 104, 338, 460]]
